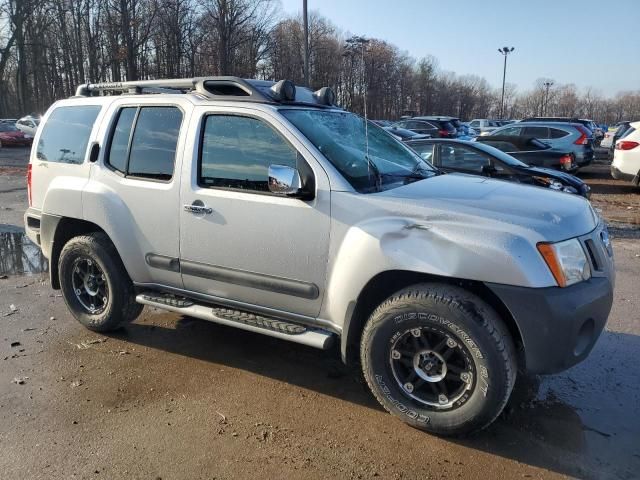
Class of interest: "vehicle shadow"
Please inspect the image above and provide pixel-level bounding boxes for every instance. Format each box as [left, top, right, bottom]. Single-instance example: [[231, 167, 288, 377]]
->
[[112, 315, 640, 480]]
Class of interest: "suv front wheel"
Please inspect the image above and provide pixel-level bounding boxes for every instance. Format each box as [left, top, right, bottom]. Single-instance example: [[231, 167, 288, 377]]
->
[[361, 283, 516, 436], [59, 233, 142, 332]]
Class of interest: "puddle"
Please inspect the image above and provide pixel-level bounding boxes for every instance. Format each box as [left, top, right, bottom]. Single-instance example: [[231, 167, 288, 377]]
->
[[0, 229, 48, 275]]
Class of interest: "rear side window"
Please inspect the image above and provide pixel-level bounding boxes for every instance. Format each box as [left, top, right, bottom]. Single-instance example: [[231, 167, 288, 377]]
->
[[523, 126, 549, 138], [549, 128, 569, 139], [106, 106, 182, 180], [37, 106, 101, 164], [199, 115, 297, 192]]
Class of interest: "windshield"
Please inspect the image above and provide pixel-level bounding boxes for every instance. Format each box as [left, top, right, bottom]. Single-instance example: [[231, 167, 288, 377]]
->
[[281, 109, 438, 193]]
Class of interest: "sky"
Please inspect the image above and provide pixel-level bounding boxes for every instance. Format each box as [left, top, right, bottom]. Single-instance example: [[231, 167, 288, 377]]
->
[[278, 0, 640, 97]]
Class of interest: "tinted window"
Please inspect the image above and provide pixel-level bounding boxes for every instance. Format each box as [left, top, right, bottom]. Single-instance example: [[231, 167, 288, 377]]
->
[[440, 144, 490, 172], [127, 107, 182, 180], [107, 107, 136, 173], [416, 121, 436, 130], [200, 115, 297, 192], [440, 121, 455, 131], [523, 126, 549, 138], [497, 126, 522, 136], [470, 121, 480, 127], [549, 128, 569, 139], [37, 106, 101, 164]]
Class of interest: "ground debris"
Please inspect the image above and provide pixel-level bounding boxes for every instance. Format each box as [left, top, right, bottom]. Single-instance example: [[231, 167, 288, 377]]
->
[[70, 380, 84, 388], [216, 411, 227, 423], [3, 304, 18, 317], [12, 376, 29, 385], [10, 341, 21, 348], [72, 338, 107, 349], [22, 327, 36, 332], [0, 275, 7, 279]]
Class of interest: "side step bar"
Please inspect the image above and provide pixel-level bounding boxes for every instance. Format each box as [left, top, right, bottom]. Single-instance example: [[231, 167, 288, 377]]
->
[[136, 294, 335, 350]]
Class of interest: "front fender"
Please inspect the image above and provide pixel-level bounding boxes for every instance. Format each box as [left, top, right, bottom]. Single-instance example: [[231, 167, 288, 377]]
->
[[320, 213, 556, 333]]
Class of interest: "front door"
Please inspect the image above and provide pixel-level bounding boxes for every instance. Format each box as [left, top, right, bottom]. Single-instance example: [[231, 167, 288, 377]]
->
[[179, 109, 331, 318]]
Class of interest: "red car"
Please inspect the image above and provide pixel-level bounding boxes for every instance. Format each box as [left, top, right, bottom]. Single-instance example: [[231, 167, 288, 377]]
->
[[0, 123, 33, 147]]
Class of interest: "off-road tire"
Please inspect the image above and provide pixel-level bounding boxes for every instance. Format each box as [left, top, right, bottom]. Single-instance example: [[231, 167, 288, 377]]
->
[[59, 233, 142, 332], [361, 283, 516, 436]]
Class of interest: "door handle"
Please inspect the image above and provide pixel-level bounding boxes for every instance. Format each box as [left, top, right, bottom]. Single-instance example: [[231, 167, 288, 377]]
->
[[184, 204, 213, 215]]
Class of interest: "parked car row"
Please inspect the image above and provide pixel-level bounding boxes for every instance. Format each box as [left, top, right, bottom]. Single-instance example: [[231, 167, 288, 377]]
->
[[0, 115, 40, 147]]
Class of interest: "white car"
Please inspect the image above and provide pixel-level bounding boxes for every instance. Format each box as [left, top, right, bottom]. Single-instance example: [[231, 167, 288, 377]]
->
[[468, 119, 501, 136], [600, 129, 616, 149], [16, 115, 40, 137], [611, 121, 640, 186]]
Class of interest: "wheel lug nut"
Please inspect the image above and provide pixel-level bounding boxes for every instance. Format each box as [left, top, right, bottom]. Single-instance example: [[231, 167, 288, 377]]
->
[[446, 338, 457, 348], [411, 328, 421, 337], [75, 289, 81, 295], [460, 372, 471, 383], [391, 350, 401, 360], [438, 394, 448, 404], [404, 383, 414, 393]]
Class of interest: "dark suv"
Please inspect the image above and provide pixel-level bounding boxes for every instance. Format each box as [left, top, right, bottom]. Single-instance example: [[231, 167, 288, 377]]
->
[[521, 117, 602, 142], [392, 117, 457, 138]]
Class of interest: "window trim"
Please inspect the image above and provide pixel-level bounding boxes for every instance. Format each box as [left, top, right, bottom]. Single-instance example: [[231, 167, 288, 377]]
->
[[196, 112, 311, 197], [104, 104, 184, 183]]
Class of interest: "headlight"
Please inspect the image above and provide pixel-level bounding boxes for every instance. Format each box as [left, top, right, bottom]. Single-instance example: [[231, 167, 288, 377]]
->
[[537, 238, 591, 287]]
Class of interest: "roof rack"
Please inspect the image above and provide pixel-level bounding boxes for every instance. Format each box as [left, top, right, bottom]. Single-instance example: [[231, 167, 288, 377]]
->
[[74, 76, 338, 108], [74, 76, 276, 102]]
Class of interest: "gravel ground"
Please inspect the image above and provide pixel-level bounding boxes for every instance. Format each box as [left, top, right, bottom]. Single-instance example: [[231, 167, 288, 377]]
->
[[1, 146, 639, 479]]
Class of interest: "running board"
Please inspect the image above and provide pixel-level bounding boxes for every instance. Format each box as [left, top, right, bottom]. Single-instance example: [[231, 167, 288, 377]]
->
[[136, 293, 335, 350]]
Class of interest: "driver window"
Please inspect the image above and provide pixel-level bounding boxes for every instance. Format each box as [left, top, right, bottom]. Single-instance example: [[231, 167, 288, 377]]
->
[[199, 115, 298, 192], [439, 145, 491, 172]]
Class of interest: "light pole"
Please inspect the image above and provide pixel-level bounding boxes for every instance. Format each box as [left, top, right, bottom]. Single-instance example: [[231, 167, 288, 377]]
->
[[543, 81, 554, 115], [498, 46, 515, 119], [303, 0, 309, 86]]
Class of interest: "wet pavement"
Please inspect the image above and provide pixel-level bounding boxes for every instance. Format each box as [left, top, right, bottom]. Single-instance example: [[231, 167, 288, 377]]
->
[[0, 228, 48, 275], [1, 226, 639, 479]]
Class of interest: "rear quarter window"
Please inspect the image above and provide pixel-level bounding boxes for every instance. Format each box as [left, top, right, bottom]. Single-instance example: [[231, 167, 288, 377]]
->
[[37, 106, 101, 164]]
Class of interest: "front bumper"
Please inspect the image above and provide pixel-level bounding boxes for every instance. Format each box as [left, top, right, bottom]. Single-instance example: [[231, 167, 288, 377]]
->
[[487, 276, 613, 374], [487, 222, 615, 374]]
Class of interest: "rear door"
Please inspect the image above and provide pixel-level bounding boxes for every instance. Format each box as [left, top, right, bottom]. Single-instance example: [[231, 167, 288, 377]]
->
[[179, 107, 331, 318], [84, 98, 191, 288]]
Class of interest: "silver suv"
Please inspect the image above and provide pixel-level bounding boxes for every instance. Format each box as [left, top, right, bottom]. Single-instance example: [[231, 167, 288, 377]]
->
[[24, 77, 614, 436]]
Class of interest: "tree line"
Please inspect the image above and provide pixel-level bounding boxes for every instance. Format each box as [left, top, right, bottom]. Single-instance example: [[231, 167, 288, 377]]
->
[[1, 0, 639, 123]]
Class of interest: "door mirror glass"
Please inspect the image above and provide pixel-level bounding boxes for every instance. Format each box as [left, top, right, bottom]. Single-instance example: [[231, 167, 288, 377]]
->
[[268, 164, 302, 196]]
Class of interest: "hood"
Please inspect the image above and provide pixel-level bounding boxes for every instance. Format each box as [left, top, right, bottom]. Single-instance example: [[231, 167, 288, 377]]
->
[[377, 173, 597, 242]]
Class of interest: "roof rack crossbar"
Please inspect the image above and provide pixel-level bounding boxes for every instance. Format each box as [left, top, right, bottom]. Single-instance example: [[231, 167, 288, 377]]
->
[[74, 76, 273, 102]]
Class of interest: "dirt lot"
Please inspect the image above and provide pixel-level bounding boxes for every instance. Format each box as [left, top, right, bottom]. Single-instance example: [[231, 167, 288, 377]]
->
[[1, 147, 639, 479]]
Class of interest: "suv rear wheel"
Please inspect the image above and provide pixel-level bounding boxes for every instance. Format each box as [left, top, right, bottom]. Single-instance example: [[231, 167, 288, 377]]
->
[[360, 283, 516, 436], [59, 233, 142, 332]]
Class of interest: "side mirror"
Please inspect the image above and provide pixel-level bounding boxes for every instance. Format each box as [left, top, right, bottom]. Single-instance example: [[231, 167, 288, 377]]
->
[[268, 164, 303, 196]]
